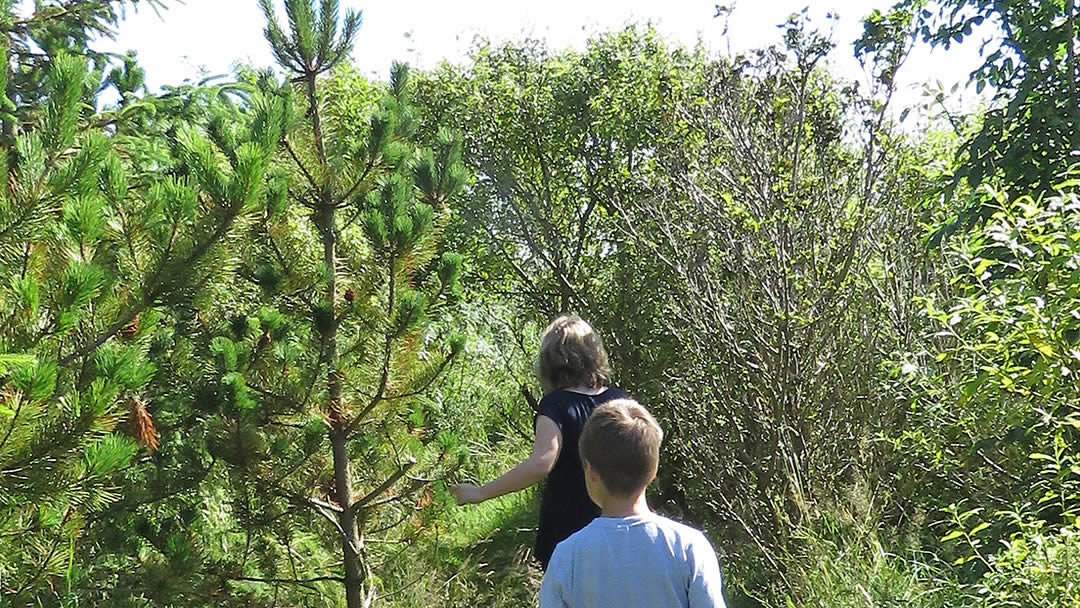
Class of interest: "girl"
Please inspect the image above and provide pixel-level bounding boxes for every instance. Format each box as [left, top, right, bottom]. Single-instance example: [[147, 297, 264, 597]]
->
[[450, 315, 628, 571]]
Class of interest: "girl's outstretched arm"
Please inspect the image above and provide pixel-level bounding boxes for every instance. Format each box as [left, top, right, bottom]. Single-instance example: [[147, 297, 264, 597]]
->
[[450, 415, 562, 505]]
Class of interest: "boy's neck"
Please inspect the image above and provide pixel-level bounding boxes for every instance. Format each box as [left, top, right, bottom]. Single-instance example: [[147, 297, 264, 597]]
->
[[600, 491, 651, 518]]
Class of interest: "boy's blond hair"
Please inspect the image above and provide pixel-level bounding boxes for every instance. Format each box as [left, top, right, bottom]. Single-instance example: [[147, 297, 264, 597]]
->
[[534, 315, 611, 392], [579, 399, 663, 497]]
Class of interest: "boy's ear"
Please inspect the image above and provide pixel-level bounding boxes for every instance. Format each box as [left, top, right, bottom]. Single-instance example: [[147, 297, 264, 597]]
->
[[583, 460, 597, 481]]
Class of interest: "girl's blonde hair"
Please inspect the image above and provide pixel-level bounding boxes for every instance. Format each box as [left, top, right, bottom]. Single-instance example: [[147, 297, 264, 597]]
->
[[534, 315, 611, 392]]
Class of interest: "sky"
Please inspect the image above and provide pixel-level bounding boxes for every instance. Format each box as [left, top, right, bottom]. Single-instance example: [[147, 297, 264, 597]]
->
[[88, 0, 990, 115]]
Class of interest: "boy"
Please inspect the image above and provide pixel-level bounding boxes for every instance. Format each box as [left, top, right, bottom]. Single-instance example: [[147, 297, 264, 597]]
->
[[539, 399, 727, 608]]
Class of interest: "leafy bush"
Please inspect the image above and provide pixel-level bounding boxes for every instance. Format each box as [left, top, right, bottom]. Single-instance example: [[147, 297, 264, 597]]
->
[[886, 184, 1080, 607]]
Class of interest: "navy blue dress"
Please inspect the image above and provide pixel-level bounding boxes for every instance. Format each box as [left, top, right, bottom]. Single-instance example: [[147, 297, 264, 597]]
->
[[534, 386, 628, 570]]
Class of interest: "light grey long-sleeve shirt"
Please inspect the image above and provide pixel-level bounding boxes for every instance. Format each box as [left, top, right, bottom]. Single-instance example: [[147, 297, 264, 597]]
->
[[539, 512, 727, 608]]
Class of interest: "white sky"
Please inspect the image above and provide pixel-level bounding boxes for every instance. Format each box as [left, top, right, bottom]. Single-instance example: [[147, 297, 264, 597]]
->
[[95, 0, 989, 115]]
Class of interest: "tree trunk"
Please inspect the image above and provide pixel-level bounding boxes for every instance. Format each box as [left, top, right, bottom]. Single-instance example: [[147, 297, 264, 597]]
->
[[309, 67, 365, 606], [324, 214, 366, 608], [332, 427, 365, 608]]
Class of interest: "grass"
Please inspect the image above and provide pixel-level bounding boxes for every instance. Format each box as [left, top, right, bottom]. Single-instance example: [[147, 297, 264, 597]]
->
[[379, 488, 543, 607]]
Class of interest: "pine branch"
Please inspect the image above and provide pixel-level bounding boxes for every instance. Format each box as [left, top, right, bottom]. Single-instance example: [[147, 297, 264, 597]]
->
[[381, 353, 455, 402], [9, 0, 123, 33], [364, 469, 453, 525], [305, 495, 344, 513], [0, 393, 27, 456], [289, 189, 318, 209], [61, 187, 249, 366], [284, 136, 319, 191], [276, 489, 361, 556], [363, 510, 412, 539], [229, 575, 345, 585], [349, 457, 416, 516], [335, 153, 376, 207], [86, 456, 217, 524], [0, 197, 51, 247], [341, 265, 395, 436], [263, 222, 292, 273], [9, 506, 75, 603], [58, 305, 144, 367], [267, 451, 320, 488], [247, 383, 296, 404], [113, 203, 143, 275], [299, 340, 328, 410], [498, 406, 533, 444], [304, 74, 326, 165]]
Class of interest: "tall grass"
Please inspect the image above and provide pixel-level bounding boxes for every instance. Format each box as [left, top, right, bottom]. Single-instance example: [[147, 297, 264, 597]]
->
[[378, 489, 542, 607]]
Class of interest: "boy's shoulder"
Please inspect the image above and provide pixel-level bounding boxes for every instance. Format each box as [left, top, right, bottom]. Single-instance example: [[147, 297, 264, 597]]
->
[[645, 512, 713, 548], [564, 512, 710, 549], [543, 513, 726, 608]]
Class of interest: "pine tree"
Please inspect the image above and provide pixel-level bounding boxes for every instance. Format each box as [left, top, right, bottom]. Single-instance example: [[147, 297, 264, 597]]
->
[[0, 4, 286, 601], [185, 1, 468, 605], [1, 0, 169, 141]]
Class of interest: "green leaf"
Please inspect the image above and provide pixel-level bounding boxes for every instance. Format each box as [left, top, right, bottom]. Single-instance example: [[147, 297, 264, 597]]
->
[[941, 530, 964, 542]]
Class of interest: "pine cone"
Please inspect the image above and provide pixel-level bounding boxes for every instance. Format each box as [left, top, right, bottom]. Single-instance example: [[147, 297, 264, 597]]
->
[[120, 314, 139, 339], [258, 331, 271, 350], [128, 396, 159, 454], [416, 486, 434, 509], [344, 288, 355, 304]]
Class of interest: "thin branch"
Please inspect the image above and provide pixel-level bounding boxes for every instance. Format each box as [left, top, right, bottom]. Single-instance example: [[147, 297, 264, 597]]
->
[[87, 456, 217, 525], [58, 304, 144, 366], [9, 507, 74, 602], [279, 491, 361, 556], [230, 575, 344, 585], [350, 457, 417, 515], [474, 207, 547, 308], [336, 154, 377, 207], [498, 406, 533, 443], [374, 525, 441, 604], [381, 354, 455, 402], [284, 137, 320, 192], [342, 256, 397, 437], [306, 495, 344, 513], [289, 189, 318, 210], [0, 393, 26, 456], [8, 0, 130, 32], [61, 193, 245, 366], [366, 509, 414, 536]]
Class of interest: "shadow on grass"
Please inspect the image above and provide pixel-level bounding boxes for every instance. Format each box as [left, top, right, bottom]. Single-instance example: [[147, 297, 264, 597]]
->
[[383, 490, 542, 607], [440, 490, 542, 605]]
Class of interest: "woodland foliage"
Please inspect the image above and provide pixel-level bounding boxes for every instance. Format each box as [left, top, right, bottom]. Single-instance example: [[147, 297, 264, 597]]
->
[[0, 1, 1078, 607]]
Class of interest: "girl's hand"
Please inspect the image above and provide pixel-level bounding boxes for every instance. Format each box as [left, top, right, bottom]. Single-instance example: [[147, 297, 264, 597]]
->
[[449, 483, 485, 505]]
